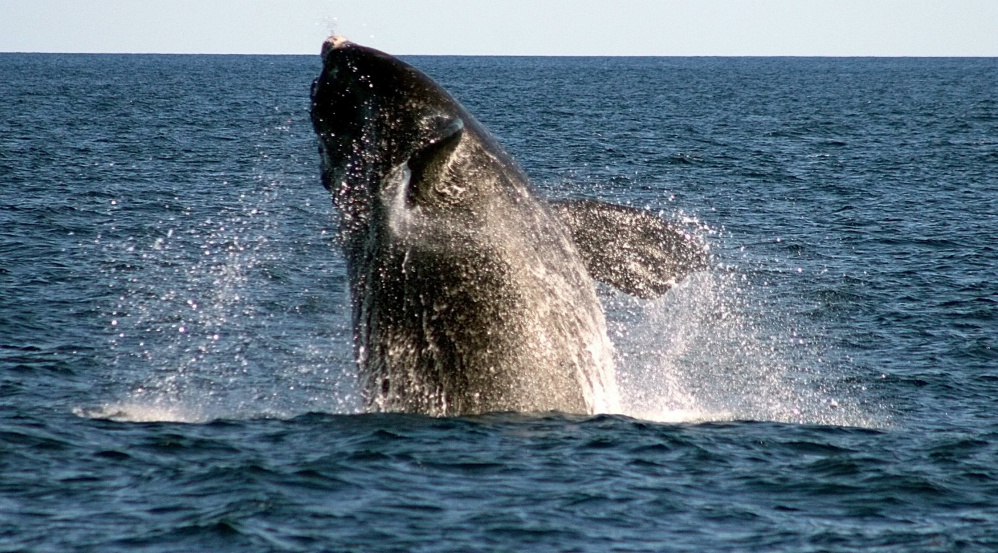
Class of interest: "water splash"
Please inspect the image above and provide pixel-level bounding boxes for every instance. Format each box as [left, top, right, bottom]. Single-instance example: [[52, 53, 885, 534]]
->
[[609, 267, 883, 428], [88, 173, 360, 423], [86, 171, 881, 427], [74, 401, 208, 424]]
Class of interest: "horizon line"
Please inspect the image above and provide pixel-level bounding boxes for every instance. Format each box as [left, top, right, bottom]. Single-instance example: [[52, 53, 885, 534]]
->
[[3, 50, 997, 59]]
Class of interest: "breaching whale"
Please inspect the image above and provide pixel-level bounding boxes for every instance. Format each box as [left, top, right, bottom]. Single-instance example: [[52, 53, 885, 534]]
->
[[310, 36, 707, 416]]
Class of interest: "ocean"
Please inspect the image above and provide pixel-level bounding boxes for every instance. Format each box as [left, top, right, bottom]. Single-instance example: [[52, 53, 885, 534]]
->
[[1, 52, 996, 551]]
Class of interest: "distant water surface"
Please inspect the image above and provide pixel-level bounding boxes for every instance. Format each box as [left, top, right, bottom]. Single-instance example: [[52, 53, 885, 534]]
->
[[1, 53, 996, 551]]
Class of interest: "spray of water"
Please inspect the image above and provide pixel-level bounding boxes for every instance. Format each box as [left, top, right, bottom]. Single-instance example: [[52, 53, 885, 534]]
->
[[609, 259, 881, 427], [81, 182, 879, 427], [80, 175, 359, 423]]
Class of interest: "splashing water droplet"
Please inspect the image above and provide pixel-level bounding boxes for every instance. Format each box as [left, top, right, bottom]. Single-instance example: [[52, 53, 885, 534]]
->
[[608, 268, 881, 428]]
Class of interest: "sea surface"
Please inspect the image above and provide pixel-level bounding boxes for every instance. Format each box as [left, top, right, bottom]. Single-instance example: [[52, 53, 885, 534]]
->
[[2, 53, 997, 551]]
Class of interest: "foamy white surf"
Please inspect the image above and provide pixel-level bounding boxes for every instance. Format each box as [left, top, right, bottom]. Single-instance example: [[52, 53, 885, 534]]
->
[[75, 402, 208, 424]]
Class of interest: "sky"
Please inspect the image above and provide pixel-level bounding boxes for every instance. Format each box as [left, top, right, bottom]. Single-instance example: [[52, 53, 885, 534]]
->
[[1, 0, 996, 56]]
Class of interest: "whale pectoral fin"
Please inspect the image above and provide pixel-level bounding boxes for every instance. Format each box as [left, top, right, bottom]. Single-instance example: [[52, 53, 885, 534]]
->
[[407, 117, 465, 204], [550, 199, 709, 299]]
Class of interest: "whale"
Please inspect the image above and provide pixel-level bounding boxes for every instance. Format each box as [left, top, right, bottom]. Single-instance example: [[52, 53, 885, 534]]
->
[[310, 36, 707, 416]]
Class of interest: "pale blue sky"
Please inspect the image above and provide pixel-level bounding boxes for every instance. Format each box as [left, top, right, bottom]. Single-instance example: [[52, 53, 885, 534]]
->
[[1, 0, 996, 56]]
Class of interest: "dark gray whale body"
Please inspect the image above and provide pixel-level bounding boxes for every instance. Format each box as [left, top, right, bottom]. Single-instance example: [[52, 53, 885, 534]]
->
[[310, 36, 706, 416]]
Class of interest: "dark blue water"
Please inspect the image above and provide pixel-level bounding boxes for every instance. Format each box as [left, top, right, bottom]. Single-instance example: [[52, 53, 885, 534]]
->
[[2, 53, 996, 551]]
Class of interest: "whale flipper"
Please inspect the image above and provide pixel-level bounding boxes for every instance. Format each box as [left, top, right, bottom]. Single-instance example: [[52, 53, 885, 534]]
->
[[550, 199, 709, 299]]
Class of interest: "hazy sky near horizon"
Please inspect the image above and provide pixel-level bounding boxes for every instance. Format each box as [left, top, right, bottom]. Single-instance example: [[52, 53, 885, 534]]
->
[[1, 0, 996, 56]]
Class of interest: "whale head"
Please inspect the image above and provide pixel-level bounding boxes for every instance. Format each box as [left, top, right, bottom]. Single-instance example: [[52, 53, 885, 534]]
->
[[310, 36, 521, 247]]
